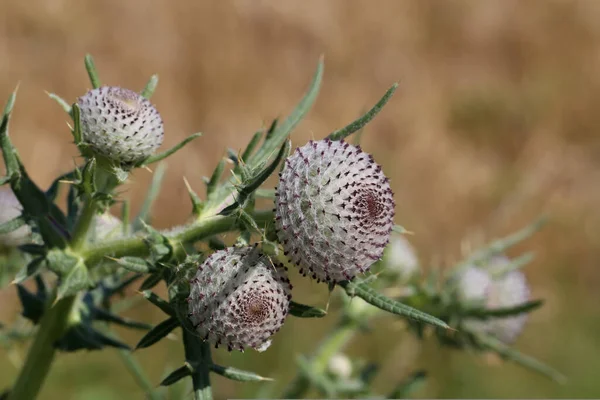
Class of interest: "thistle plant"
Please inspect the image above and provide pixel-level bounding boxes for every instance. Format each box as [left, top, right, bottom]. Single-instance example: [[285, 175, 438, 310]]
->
[[0, 54, 563, 400]]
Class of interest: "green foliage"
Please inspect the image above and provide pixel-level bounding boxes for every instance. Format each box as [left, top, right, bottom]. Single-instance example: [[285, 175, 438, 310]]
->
[[0, 54, 562, 400]]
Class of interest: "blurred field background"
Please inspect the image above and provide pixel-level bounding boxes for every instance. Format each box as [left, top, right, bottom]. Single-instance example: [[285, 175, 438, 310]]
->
[[1, 0, 600, 398]]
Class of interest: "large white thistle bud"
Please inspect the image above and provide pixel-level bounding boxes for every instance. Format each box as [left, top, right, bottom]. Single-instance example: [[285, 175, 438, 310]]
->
[[77, 86, 164, 164], [275, 139, 395, 283], [0, 187, 31, 248], [384, 235, 419, 280], [457, 256, 531, 343], [93, 212, 123, 241], [187, 246, 292, 352]]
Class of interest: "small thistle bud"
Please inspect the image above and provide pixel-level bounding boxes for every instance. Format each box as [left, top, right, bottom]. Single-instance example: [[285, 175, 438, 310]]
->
[[187, 246, 292, 352], [0, 187, 31, 248], [327, 353, 353, 380], [275, 139, 395, 283], [384, 236, 419, 280], [77, 86, 164, 164], [458, 257, 531, 343]]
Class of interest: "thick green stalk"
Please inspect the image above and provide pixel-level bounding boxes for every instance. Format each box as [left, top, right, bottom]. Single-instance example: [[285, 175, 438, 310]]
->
[[82, 209, 274, 266], [7, 294, 77, 400], [282, 320, 356, 399], [183, 331, 213, 400]]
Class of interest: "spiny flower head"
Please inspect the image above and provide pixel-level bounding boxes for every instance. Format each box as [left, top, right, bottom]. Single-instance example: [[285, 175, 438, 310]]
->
[[275, 139, 395, 283], [77, 86, 164, 164], [187, 246, 292, 352], [0, 187, 31, 248], [457, 256, 531, 343]]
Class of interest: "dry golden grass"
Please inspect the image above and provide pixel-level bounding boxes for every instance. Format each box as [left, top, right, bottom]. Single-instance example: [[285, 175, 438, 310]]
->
[[1, 0, 600, 398]]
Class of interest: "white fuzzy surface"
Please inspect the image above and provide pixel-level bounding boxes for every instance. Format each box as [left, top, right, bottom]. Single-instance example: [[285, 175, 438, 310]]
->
[[275, 139, 395, 283], [78, 86, 164, 164], [187, 246, 291, 352], [0, 187, 31, 247]]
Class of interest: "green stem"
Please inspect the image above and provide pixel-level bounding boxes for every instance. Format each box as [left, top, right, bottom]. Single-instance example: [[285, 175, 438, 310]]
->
[[282, 319, 357, 399], [7, 294, 77, 400], [183, 331, 213, 400], [116, 348, 162, 400], [70, 199, 99, 251], [82, 209, 274, 266]]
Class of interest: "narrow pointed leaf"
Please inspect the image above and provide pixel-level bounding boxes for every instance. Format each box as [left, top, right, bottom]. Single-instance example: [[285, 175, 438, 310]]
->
[[71, 104, 83, 145], [143, 133, 202, 165], [108, 256, 152, 273], [341, 281, 450, 330], [250, 57, 323, 165], [132, 162, 167, 231], [135, 316, 179, 349], [84, 54, 102, 89], [45, 169, 77, 202], [142, 290, 175, 317], [13, 257, 45, 284], [207, 158, 226, 198], [16, 284, 45, 324], [139, 271, 163, 291], [94, 308, 153, 330], [209, 364, 273, 382], [0, 216, 26, 234], [328, 83, 398, 141], [289, 301, 327, 318], [183, 177, 203, 216], [464, 299, 544, 319], [475, 333, 566, 383], [1, 89, 21, 179], [160, 364, 193, 386], [46, 92, 72, 115], [81, 158, 97, 195], [141, 74, 159, 99], [241, 131, 263, 163]]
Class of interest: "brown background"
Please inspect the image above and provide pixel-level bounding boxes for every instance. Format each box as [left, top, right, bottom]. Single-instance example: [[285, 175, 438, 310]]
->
[[1, 1, 599, 398]]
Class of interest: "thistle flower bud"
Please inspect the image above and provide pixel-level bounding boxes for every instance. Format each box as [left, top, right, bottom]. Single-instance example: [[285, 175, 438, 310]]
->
[[275, 139, 395, 283], [328, 353, 353, 380], [384, 236, 419, 280], [0, 187, 31, 248], [77, 86, 164, 164], [458, 257, 531, 343], [187, 246, 292, 352]]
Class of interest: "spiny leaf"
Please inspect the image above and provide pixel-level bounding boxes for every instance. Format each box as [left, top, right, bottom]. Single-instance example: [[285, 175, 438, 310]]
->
[[135, 317, 179, 349], [56, 261, 92, 300], [250, 57, 323, 165], [84, 54, 102, 89], [46, 92, 73, 116], [241, 131, 263, 163], [160, 363, 192, 386], [142, 133, 202, 165], [328, 83, 398, 141], [141, 74, 159, 99], [13, 257, 45, 284], [142, 290, 175, 317], [341, 281, 450, 330], [463, 299, 544, 319], [107, 256, 152, 274], [0, 216, 26, 235], [183, 177, 203, 216], [132, 162, 167, 231], [139, 271, 164, 291], [1, 88, 21, 180], [289, 301, 327, 318], [206, 158, 226, 198], [451, 217, 546, 276], [209, 364, 273, 382], [475, 332, 566, 383], [45, 169, 77, 202], [94, 308, 153, 330]]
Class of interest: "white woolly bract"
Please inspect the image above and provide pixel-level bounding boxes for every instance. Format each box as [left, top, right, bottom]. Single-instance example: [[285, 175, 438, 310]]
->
[[0, 188, 31, 247], [77, 86, 164, 164], [458, 257, 531, 343], [187, 246, 292, 352], [275, 139, 395, 283], [94, 213, 123, 241]]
